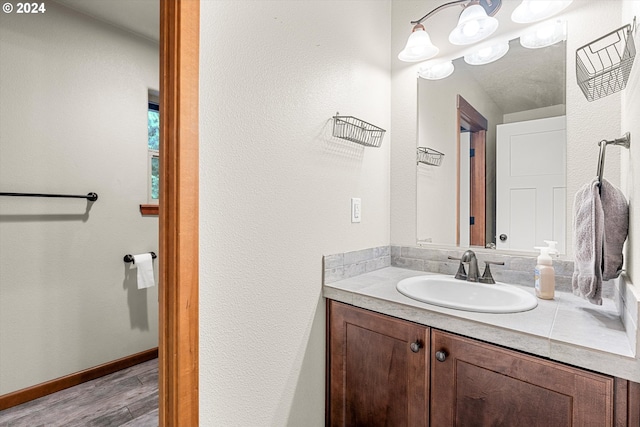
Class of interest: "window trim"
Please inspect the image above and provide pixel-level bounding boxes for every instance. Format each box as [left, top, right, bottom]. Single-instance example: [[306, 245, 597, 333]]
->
[[140, 204, 159, 215]]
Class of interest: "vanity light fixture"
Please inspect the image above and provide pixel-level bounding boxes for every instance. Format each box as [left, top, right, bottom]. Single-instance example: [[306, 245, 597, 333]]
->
[[511, 0, 573, 24], [398, 23, 440, 62], [519, 19, 567, 49], [464, 40, 510, 64], [448, 3, 499, 45], [398, 0, 502, 63], [399, 0, 573, 63], [417, 60, 455, 80]]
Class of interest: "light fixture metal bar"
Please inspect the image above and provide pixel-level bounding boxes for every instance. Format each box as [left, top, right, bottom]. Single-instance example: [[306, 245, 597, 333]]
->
[[410, 0, 501, 25], [411, 0, 469, 25]]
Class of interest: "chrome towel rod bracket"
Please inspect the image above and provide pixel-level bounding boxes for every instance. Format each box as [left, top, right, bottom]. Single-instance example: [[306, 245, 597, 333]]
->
[[596, 132, 631, 188]]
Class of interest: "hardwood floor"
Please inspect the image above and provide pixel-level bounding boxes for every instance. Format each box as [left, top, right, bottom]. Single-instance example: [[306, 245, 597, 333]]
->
[[0, 359, 158, 427]]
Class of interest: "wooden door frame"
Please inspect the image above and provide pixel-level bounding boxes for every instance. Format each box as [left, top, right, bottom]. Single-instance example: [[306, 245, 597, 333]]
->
[[456, 95, 487, 247], [469, 130, 486, 246], [159, 1, 199, 425]]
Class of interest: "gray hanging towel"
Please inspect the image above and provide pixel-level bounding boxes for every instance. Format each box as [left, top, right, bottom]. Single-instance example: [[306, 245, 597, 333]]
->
[[572, 179, 604, 305], [600, 178, 629, 281]]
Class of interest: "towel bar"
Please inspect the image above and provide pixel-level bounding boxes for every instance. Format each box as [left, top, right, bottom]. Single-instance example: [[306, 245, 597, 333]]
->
[[124, 252, 157, 264], [596, 132, 631, 190], [0, 191, 98, 201]]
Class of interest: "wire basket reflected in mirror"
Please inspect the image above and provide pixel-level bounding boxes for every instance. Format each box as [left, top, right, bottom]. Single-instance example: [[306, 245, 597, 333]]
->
[[417, 147, 444, 166]]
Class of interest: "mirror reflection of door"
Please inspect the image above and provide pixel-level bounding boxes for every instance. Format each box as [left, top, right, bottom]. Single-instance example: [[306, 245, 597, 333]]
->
[[457, 95, 487, 247], [496, 116, 567, 253]]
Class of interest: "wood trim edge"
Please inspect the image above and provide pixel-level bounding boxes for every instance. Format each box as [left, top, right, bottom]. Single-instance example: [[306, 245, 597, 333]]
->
[[325, 299, 332, 427], [159, 0, 200, 425], [614, 377, 628, 426], [0, 348, 158, 411], [629, 380, 640, 426], [140, 204, 159, 215], [457, 94, 488, 131], [455, 109, 461, 246]]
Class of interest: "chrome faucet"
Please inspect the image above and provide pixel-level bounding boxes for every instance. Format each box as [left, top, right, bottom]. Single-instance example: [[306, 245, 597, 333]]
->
[[460, 250, 479, 282], [449, 250, 504, 284], [448, 250, 479, 282], [479, 260, 505, 284]]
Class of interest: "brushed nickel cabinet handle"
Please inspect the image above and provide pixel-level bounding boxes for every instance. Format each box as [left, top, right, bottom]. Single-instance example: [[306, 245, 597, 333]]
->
[[410, 341, 422, 353], [435, 350, 447, 362]]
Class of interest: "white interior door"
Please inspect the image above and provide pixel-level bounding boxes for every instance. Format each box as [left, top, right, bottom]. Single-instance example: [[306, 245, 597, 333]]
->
[[496, 116, 566, 253]]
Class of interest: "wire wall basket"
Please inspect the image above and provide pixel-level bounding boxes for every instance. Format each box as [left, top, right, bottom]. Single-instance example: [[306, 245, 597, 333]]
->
[[417, 147, 444, 166], [576, 17, 636, 102], [332, 113, 386, 148]]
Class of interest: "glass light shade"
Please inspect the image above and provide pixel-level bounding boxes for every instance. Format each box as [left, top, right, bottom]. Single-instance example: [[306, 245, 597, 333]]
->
[[398, 25, 439, 62], [511, 0, 573, 24], [520, 20, 567, 48], [448, 4, 499, 45], [418, 60, 455, 80], [464, 41, 510, 65]]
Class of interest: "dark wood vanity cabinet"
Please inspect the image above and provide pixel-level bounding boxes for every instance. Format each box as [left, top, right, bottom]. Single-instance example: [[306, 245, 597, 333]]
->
[[327, 300, 638, 427], [431, 330, 614, 426], [327, 300, 429, 426]]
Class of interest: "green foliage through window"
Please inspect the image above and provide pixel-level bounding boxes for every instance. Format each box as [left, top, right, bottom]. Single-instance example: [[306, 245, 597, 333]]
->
[[151, 156, 159, 200], [148, 105, 160, 151], [148, 102, 160, 200]]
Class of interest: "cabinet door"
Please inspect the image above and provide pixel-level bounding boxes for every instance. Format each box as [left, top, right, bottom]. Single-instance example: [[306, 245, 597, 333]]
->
[[431, 330, 614, 426], [328, 301, 429, 427]]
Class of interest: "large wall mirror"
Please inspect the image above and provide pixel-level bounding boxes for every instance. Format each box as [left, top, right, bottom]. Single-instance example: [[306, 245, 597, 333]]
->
[[417, 36, 567, 253]]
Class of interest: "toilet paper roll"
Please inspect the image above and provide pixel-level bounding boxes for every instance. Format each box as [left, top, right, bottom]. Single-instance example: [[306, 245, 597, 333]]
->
[[133, 253, 155, 289]]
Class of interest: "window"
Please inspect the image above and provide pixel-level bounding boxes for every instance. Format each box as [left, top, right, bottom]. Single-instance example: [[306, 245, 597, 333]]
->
[[141, 92, 160, 216], [148, 101, 159, 203]]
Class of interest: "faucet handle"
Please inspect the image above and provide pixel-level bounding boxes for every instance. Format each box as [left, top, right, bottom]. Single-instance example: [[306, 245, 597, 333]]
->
[[480, 261, 504, 284], [447, 256, 467, 280]]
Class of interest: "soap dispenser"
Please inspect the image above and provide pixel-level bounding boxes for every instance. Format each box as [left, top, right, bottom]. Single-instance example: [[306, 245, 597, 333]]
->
[[534, 241, 557, 300]]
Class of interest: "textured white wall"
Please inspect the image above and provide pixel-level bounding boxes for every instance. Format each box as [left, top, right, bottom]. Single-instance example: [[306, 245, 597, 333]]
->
[[199, 1, 391, 425], [0, 2, 159, 394], [565, 1, 622, 256], [391, 0, 624, 257], [621, 0, 640, 283]]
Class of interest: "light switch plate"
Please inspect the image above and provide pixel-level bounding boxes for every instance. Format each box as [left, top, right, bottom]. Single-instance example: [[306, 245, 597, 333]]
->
[[351, 198, 361, 223]]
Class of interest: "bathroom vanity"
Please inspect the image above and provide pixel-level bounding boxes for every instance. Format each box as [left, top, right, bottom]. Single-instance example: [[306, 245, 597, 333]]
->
[[324, 266, 640, 426]]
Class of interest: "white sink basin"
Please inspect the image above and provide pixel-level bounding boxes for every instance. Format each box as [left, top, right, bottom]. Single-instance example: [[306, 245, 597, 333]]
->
[[396, 275, 538, 313]]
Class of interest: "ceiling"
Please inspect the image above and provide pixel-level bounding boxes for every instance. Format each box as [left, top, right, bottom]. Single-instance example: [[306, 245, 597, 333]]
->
[[53, 0, 159, 42], [457, 39, 566, 114]]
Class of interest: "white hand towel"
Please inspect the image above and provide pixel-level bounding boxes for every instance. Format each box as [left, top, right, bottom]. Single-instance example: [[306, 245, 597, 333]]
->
[[600, 178, 628, 280], [572, 179, 604, 305], [133, 253, 155, 289]]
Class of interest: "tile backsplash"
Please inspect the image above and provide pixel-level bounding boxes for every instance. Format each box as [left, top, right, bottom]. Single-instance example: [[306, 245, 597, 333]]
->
[[323, 246, 390, 284]]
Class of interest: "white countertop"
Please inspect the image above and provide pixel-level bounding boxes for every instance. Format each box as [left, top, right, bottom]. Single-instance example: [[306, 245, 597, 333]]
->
[[324, 266, 640, 382]]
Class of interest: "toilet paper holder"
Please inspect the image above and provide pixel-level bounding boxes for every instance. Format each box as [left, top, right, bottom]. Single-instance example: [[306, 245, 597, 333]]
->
[[123, 252, 157, 264]]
